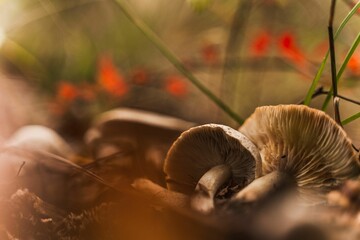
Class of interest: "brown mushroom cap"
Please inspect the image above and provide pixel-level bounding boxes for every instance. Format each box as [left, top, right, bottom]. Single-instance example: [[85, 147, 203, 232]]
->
[[239, 105, 360, 195], [85, 108, 196, 158], [5, 125, 73, 158], [1, 125, 74, 177], [0, 125, 80, 207], [164, 124, 261, 195], [84, 108, 196, 185], [85, 108, 195, 148]]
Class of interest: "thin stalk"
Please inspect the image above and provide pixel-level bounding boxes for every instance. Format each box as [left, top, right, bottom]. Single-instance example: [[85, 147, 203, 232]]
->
[[303, 1, 360, 106], [38, 150, 127, 193], [297, 87, 325, 104], [328, 0, 337, 98], [112, 0, 244, 124], [322, 33, 360, 110], [337, 80, 360, 152], [342, 112, 360, 125], [328, 0, 342, 126], [297, 86, 360, 105], [16, 162, 26, 177], [0, 146, 128, 194], [303, 56, 329, 106]]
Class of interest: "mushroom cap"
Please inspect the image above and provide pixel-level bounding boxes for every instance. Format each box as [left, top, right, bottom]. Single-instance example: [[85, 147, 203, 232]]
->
[[164, 124, 261, 195], [84, 108, 196, 185], [85, 108, 195, 147], [4, 125, 73, 158], [239, 105, 360, 194], [84, 108, 196, 160]]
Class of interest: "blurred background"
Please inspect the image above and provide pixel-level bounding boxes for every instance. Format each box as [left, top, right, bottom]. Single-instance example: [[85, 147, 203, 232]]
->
[[0, 0, 359, 145]]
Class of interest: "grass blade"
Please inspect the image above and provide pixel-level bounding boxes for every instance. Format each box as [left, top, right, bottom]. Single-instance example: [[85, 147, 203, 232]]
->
[[342, 111, 360, 125], [303, 1, 360, 106], [113, 0, 244, 124], [322, 32, 360, 110]]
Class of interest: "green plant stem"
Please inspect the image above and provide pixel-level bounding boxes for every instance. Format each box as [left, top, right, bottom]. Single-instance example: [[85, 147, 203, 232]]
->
[[322, 33, 360, 110], [112, 0, 244, 124], [303, 1, 360, 106], [342, 112, 360, 125]]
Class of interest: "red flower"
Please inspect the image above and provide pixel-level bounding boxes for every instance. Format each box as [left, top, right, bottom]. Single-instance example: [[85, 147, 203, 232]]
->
[[278, 32, 305, 64], [98, 55, 128, 97], [251, 31, 271, 56], [280, 33, 294, 49], [57, 82, 78, 102], [348, 55, 360, 75], [165, 76, 188, 97]]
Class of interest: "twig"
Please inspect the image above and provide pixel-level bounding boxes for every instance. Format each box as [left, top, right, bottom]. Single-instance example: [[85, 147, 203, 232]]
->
[[16, 162, 26, 177], [297, 87, 325, 104], [297, 86, 360, 105], [328, 0, 342, 127], [38, 150, 128, 193]]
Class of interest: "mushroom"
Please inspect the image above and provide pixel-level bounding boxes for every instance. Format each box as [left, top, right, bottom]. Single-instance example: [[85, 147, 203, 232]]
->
[[164, 124, 261, 213], [4, 125, 73, 158], [84, 108, 196, 185], [0, 125, 74, 182], [233, 105, 360, 203], [0, 125, 76, 202]]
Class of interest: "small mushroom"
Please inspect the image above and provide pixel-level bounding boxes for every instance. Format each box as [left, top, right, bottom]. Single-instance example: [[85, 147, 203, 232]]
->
[[84, 108, 196, 185], [0, 125, 76, 203], [164, 124, 261, 213], [233, 105, 360, 203], [4, 125, 73, 158], [0, 125, 74, 182]]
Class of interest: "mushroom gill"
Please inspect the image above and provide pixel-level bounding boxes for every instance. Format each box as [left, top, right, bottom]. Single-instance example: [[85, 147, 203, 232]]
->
[[235, 105, 360, 202], [164, 124, 261, 196], [161, 124, 262, 213]]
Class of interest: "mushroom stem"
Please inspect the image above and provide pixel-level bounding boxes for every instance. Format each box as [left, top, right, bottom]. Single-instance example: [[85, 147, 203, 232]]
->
[[191, 164, 232, 214], [231, 171, 296, 203], [132, 178, 189, 209]]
